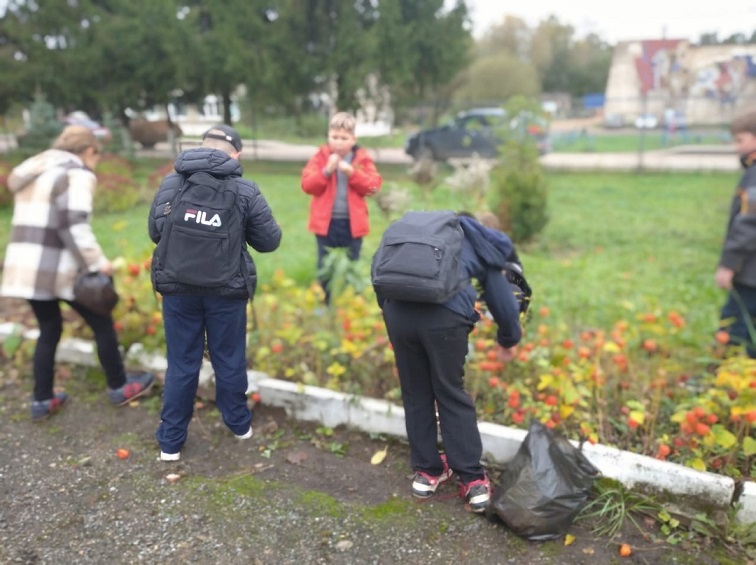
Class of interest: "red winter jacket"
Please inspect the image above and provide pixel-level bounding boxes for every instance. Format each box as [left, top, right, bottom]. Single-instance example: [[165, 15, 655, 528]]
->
[[301, 144, 382, 237]]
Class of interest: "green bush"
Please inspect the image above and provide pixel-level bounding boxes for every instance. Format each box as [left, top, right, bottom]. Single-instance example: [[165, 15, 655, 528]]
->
[[489, 142, 549, 243]]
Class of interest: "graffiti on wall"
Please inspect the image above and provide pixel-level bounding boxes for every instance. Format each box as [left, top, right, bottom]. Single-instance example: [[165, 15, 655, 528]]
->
[[634, 39, 756, 113]]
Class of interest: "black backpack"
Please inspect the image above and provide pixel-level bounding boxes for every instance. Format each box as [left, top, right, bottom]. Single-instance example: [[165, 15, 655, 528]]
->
[[154, 172, 244, 287], [371, 210, 466, 303]]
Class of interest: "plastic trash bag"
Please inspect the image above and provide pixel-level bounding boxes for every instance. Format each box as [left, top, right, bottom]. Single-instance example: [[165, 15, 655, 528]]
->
[[488, 420, 601, 540]]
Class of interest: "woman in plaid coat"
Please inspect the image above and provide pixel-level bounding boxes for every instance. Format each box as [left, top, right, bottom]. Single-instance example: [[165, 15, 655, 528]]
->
[[1, 125, 153, 421]]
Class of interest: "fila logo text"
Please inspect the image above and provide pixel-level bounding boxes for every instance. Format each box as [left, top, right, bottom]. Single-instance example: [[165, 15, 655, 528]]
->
[[184, 209, 222, 227]]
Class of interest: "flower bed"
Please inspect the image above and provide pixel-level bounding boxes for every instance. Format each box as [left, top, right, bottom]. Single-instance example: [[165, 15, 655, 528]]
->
[[78, 257, 756, 480]]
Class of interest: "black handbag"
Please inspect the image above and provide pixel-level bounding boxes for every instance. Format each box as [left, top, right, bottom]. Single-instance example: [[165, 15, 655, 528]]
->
[[73, 271, 119, 316]]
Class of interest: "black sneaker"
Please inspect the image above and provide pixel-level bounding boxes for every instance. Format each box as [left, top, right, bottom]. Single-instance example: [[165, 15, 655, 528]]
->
[[459, 474, 491, 513], [411, 454, 453, 498]]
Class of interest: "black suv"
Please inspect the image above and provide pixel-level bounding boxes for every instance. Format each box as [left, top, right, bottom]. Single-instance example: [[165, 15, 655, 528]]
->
[[404, 107, 549, 161]]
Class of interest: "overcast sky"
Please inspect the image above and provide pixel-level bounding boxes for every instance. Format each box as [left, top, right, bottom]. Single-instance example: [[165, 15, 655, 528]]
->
[[465, 0, 756, 43]]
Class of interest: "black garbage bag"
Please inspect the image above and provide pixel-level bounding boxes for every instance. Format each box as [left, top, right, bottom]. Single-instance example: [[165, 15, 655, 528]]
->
[[488, 420, 601, 540]]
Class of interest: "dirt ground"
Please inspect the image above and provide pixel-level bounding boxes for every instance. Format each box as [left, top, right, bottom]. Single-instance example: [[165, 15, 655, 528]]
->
[[0, 298, 746, 564]]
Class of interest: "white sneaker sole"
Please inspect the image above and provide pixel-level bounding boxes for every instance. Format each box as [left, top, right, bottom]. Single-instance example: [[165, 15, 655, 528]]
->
[[160, 451, 180, 461], [235, 427, 253, 440], [411, 469, 453, 497]]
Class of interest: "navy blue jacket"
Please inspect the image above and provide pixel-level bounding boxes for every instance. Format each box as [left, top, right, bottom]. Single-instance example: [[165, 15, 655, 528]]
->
[[148, 148, 282, 298], [446, 216, 522, 348], [377, 215, 522, 348]]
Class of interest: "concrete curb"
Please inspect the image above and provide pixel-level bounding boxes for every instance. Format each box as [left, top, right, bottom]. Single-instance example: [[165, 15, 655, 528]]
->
[[252, 375, 750, 522], [1, 325, 753, 524]]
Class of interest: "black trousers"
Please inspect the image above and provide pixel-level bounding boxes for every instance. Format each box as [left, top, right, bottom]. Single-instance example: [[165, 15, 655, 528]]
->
[[382, 300, 485, 483], [719, 283, 756, 358], [28, 299, 126, 401]]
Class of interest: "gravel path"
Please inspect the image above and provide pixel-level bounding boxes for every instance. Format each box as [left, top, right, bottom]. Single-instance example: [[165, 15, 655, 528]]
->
[[0, 343, 735, 564]]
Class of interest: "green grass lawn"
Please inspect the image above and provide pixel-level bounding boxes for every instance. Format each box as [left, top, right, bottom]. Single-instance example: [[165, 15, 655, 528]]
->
[[550, 130, 732, 153], [0, 160, 739, 344]]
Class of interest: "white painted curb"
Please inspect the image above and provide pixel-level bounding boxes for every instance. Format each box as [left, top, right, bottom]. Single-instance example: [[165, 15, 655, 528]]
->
[[255, 376, 747, 519], [1, 325, 753, 524]]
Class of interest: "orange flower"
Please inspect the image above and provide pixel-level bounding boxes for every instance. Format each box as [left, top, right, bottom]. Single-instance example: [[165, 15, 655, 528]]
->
[[619, 543, 632, 557]]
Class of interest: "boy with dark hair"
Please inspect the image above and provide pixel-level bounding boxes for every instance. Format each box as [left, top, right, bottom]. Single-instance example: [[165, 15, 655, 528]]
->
[[716, 109, 756, 356], [301, 112, 382, 302]]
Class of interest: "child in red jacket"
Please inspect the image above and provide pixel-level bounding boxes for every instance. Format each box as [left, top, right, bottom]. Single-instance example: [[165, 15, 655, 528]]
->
[[301, 112, 382, 302]]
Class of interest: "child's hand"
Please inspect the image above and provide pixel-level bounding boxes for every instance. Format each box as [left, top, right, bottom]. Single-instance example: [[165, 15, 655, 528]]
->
[[337, 161, 354, 176], [715, 266, 735, 290], [496, 344, 518, 362], [325, 153, 340, 173]]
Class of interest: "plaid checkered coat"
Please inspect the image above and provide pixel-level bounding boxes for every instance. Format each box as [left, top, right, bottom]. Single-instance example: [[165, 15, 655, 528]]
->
[[1, 149, 109, 301]]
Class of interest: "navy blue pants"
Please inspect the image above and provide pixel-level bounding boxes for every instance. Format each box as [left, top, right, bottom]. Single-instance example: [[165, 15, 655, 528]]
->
[[156, 295, 251, 454], [29, 299, 125, 401], [381, 300, 484, 483], [316, 218, 362, 303], [719, 283, 756, 358]]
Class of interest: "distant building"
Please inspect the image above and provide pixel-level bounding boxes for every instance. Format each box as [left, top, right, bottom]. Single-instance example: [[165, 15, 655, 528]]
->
[[604, 39, 756, 126]]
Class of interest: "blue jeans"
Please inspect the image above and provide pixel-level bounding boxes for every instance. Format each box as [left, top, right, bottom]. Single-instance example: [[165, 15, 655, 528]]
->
[[719, 283, 756, 358], [156, 295, 251, 454]]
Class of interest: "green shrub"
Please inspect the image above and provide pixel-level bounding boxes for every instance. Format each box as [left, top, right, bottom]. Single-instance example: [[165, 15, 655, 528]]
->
[[487, 96, 550, 243], [489, 143, 549, 243]]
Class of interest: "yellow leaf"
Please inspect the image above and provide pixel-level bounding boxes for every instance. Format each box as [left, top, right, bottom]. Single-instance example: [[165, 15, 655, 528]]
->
[[560, 405, 575, 420], [687, 458, 707, 472], [629, 410, 645, 425], [564, 534, 575, 546], [602, 342, 621, 353], [371, 446, 388, 465], [537, 374, 553, 391], [744, 437, 756, 457]]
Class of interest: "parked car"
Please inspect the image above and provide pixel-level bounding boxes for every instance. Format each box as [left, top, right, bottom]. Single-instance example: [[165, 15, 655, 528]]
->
[[404, 108, 550, 162], [634, 114, 658, 130], [64, 111, 112, 141], [603, 113, 626, 129], [16, 110, 112, 150]]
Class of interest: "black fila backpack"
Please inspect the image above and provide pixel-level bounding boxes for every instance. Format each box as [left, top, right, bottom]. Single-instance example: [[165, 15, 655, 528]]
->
[[154, 171, 244, 287]]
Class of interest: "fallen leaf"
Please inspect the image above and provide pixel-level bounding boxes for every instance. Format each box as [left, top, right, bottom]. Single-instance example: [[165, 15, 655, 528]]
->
[[564, 534, 575, 546], [582, 547, 595, 555], [165, 473, 181, 483], [116, 448, 130, 459], [619, 543, 632, 557], [370, 446, 388, 465], [286, 451, 309, 465]]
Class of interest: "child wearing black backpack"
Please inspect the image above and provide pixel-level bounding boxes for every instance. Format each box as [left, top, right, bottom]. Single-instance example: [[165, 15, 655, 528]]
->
[[373, 211, 523, 513], [149, 125, 282, 462]]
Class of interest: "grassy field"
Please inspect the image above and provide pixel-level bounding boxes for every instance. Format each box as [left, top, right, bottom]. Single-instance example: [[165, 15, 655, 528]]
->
[[0, 159, 739, 347], [550, 129, 731, 153]]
